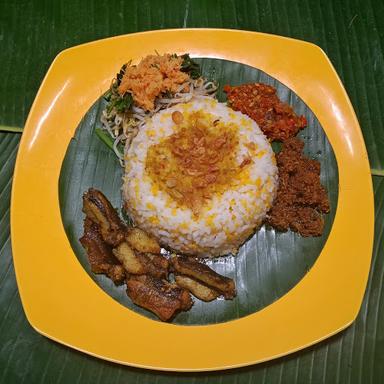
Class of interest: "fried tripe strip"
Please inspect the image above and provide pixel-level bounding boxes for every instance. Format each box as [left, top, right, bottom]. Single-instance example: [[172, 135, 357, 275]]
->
[[171, 256, 236, 299], [175, 275, 220, 302], [126, 227, 161, 254], [126, 275, 192, 321], [113, 242, 168, 278], [113, 242, 146, 275], [82, 188, 126, 246]]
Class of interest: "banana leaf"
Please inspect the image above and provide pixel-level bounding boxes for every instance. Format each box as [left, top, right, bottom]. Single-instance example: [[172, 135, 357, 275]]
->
[[59, 58, 338, 324]]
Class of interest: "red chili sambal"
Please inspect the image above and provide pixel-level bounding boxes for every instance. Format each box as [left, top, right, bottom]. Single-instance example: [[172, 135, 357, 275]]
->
[[223, 83, 307, 141]]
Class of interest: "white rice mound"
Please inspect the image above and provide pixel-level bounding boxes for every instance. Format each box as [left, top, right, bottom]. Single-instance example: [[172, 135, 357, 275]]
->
[[123, 97, 278, 257]]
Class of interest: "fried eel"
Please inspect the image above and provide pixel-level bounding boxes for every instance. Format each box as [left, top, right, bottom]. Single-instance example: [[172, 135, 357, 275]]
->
[[82, 188, 126, 246], [126, 275, 192, 321], [171, 256, 236, 299], [79, 218, 125, 285]]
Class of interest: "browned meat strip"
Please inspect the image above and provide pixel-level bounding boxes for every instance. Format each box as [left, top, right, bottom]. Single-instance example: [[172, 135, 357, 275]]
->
[[79, 218, 125, 285], [126, 227, 161, 254], [171, 256, 236, 299], [126, 275, 193, 321], [175, 275, 220, 302], [113, 242, 146, 275], [113, 242, 169, 278], [266, 137, 330, 237], [141, 253, 169, 279], [82, 188, 126, 246]]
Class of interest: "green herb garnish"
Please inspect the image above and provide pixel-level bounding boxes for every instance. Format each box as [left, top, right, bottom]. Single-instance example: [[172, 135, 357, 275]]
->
[[104, 63, 134, 114], [116, 63, 127, 86], [113, 92, 134, 113], [180, 54, 201, 79], [103, 90, 112, 102]]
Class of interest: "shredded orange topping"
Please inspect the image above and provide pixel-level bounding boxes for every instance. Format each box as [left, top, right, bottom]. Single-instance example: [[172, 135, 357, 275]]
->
[[118, 54, 189, 111], [146, 111, 242, 215]]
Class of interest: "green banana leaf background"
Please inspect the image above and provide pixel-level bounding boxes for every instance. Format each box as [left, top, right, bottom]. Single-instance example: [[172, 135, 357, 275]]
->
[[59, 58, 338, 324], [1, 0, 383, 382]]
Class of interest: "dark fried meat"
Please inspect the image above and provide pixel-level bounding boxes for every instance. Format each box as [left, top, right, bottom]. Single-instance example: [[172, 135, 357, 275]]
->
[[126, 275, 193, 321], [266, 137, 330, 237], [143, 253, 169, 279], [80, 188, 236, 319], [82, 188, 126, 246], [126, 227, 161, 254], [113, 242, 169, 278], [171, 256, 236, 299], [175, 275, 220, 302], [106, 266, 125, 285], [79, 218, 125, 285], [290, 206, 324, 236]]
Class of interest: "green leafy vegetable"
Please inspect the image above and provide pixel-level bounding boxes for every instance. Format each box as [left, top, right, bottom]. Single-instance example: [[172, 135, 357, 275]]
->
[[113, 92, 133, 113], [180, 54, 201, 79], [103, 90, 112, 102], [106, 92, 133, 114], [94, 127, 124, 154], [104, 63, 134, 114], [95, 127, 114, 150], [116, 63, 127, 86]]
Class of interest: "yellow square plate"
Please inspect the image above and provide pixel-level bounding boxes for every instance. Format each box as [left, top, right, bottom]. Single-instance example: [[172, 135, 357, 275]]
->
[[11, 29, 374, 371]]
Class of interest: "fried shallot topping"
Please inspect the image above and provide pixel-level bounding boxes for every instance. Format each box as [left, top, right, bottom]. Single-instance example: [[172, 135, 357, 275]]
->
[[146, 111, 241, 215]]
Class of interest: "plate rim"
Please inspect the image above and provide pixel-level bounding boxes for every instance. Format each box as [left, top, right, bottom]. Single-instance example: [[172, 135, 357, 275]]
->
[[11, 28, 374, 371]]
